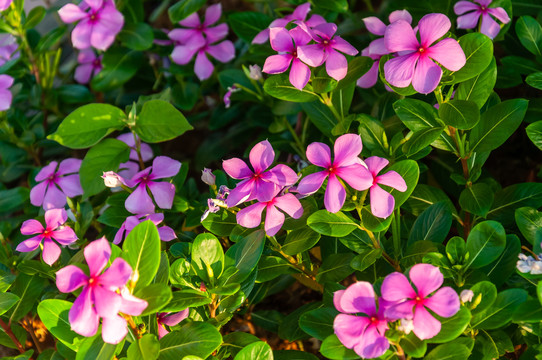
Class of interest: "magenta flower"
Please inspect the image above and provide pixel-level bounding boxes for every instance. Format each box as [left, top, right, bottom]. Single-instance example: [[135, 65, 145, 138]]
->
[[56, 237, 147, 344], [297, 23, 358, 81], [117, 133, 153, 163], [384, 13, 466, 94], [157, 309, 189, 339], [0, 34, 19, 67], [74, 49, 102, 84], [30, 159, 83, 210], [58, 0, 124, 51], [262, 27, 312, 90], [125, 156, 181, 214], [0, 0, 12, 11], [454, 0, 510, 39], [174, 38, 235, 81], [114, 213, 176, 245], [236, 188, 303, 236], [17, 209, 77, 266], [334, 282, 390, 359], [381, 264, 460, 340], [297, 134, 373, 213], [357, 48, 381, 88], [222, 140, 299, 207], [0, 74, 13, 111], [169, 4, 228, 46], [365, 156, 407, 218]]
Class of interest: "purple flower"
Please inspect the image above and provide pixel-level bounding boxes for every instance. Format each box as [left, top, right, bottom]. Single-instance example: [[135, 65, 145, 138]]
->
[[74, 49, 102, 84], [236, 188, 303, 236], [222, 140, 299, 207], [56, 237, 147, 344], [157, 309, 189, 339], [0, 34, 19, 67], [223, 85, 240, 108], [170, 4, 227, 46], [17, 209, 78, 266], [365, 156, 407, 218], [117, 133, 154, 163], [0, 0, 12, 11], [334, 282, 389, 359], [297, 134, 373, 213], [263, 27, 312, 90], [384, 13, 466, 94], [454, 0, 510, 39], [179, 39, 235, 81], [30, 159, 83, 210], [201, 168, 216, 186], [125, 156, 181, 214], [381, 264, 460, 340], [0, 74, 13, 111], [297, 23, 358, 81], [114, 213, 177, 245], [58, 0, 124, 51]]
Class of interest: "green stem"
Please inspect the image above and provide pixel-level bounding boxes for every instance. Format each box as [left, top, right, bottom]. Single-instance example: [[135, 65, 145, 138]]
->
[[320, 93, 342, 122], [392, 207, 402, 259], [283, 117, 305, 158]]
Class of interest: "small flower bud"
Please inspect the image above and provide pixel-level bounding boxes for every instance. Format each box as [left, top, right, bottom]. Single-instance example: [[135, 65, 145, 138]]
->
[[102, 171, 124, 188], [249, 64, 262, 80], [201, 168, 216, 186], [460, 289, 474, 303], [397, 319, 413, 334]]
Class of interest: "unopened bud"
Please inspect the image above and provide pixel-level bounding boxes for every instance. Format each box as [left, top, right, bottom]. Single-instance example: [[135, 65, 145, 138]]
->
[[397, 319, 413, 334], [201, 168, 216, 186], [249, 64, 262, 81], [102, 171, 124, 188], [460, 289, 474, 303]]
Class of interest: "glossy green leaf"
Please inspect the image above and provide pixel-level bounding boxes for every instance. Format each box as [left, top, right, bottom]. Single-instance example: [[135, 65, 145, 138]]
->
[[526, 71, 542, 90], [37, 299, 84, 351], [0, 187, 29, 215], [393, 98, 440, 131], [75, 334, 116, 360], [526, 120, 542, 150], [386, 160, 420, 209], [282, 228, 321, 255], [224, 230, 265, 284], [471, 289, 528, 329], [273, 350, 319, 360], [403, 126, 444, 156], [234, 341, 273, 360], [159, 322, 222, 360], [335, 56, 373, 91], [191, 233, 224, 283], [515, 207, 542, 244], [456, 57, 497, 108], [307, 210, 358, 237], [465, 220, 506, 269], [278, 302, 320, 341], [350, 248, 382, 272], [122, 220, 161, 289], [400, 332, 427, 358], [228, 12, 272, 43], [202, 211, 237, 236], [430, 306, 471, 343], [424, 343, 470, 360], [438, 100, 480, 130], [515, 16, 542, 56], [161, 290, 211, 312], [317, 253, 354, 283], [320, 335, 358, 360], [0, 293, 19, 316], [312, 0, 348, 12], [168, 0, 205, 23], [25, 6, 45, 29], [135, 100, 193, 143], [459, 183, 494, 217], [264, 74, 319, 102], [479, 234, 521, 287], [256, 256, 294, 282], [487, 183, 542, 225], [134, 283, 172, 316], [299, 307, 338, 340], [408, 202, 452, 245], [118, 22, 154, 50], [300, 101, 337, 138], [126, 334, 159, 360], [452, 33, 494, 83], [9, 274, 46, 323], [91, 48, 143, 91]]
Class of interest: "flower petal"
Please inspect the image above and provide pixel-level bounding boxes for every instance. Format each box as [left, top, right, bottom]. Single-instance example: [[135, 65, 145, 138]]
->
[[42, 238, 61, 266], [427, 38, 466, 71], [365, 156, 389, 177], [333, 134, 362, 167], [35, 161, 58, 182], [411, 56, 442, 94], [16, 236, 43, 252], [42, 184, 67, 210], [289, 58, 310, 90], [56, 175, 83, 198], [171, 42, 202, 65], [336, 164, 373, 191], [480, 13, 501, 39], [454, 1, 480, 15], [119, 289, 148, 315], [363, 16, 387, 36], [262, 54, 292, 74], [331, 36, 358, 56], [158, 226, 177, 241], [488, 7, 510, 24], [84, 237, 111, 278], [409, 263, 443, 298], [254, 180, 278, 202], [148, 182, 176, 209], [370, 184, 395, 218], [384, 20, 419, 53], [71, 21, 92, 49], [355, 326, 390, 359], [0, 89, 12, 111], [69, 287, 99, 337], [424, 287, 460, 317], [376, 170, 407, 191], [58, 3, 87, 23], [381, 272, 416, 302], [264, 204, 285, 236], [205, 23, 229, 43], [225, 179, 253, 207], [56, 265, 88, 293], [179, 12, 200, 27], [151, 156, 181, 179], [51, 227, 78, 245], [249, 140, 275, 173], [306, 141, 331, 168], [99, 258, 132, 288], [20, 219, 44, 235], [325, 49, 348, 81], [101, 315, 128, 344], [297, 44, 325, 67], [74, 63, 93, 84], [333, 314, 369, 349], [203, 3, 221, 26], [418, 13, 451, 48], [237, 202, 267, 228], [263, 164, 299, 186], [269, 27, 294, 53], [296, 171, 328, 195], [357, 60, 379, 88], [389, 9, 412, 24], [324, 174, 346, 213], [290, 26, 312, 47], [384, 53, 419, 88], [206, 41, 235, 63], [412, 305, 441, 340], [162, 309, 189, 326], [457, 12, 481, 29], [368, 38, 388, 56], [93, 286, 122, 318], [274, 193, 303, 219], [194, 51, 214, 81], [223, 158, 253, 179], [339, 281, 377, 315], [125, 184, 155, 214]]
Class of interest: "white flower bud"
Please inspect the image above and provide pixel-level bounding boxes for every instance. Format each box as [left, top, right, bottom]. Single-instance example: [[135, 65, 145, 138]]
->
[[249, 64, 262, 80], [102, 171, 124, 188], [460, 289, 474, 303], [201, 168, 216, 186]]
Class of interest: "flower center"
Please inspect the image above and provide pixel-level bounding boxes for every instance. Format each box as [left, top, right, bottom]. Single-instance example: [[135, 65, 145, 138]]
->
[[415, 295, 424, 305], [93, 59, 101, 67], [89, 12, 99, 22], [88, 277, 97, 286], [322, 39, 329, 45], [418, 46, 426, 54], [327, 166, 336, 174], [370, 316, 378, 325]]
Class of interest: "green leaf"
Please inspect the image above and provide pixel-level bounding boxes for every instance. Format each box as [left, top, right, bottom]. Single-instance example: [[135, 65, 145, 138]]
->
[[134, 283, 172, 316], [300, 101, 337, 138], [526, 71, 542, 90], [424, 343, 470, 360], [79, 139, 130, 197], [526, 120, 542, 150], [48, 104, 126, 149], [316, 253, 354, 283], [299, 307, 338, 340], [469, 99, 529, 153], [312, 0, 348, 12], [400, 332, 427, 358], [430, 306, 472, 343], [234, 341, 273, 360], [127, 334, 159, 360], [36, 26, 67, 52], [118, 22, 154, 50], [386, 160, 420, 209], [257, 256, 294, 282], [465, 221, 506, 269], [451, 33, 494, 83], [357, 114, 388, 154], [471, 289, 528, 329], [515, 207, 542, 244], [459, 183, 494, 217], [168, 0, 206, 23], [75, 334, 117, 360], [515, 16, 542, 56], [487, 183, 542, 225], [282, 228, 321, 255], [403, 184, 457, 217], [161, 290, 211, 312], [191, 233, 224, 283], [438, 100, 480, 130], [512, 298, 542, 322], [264, 74, 319, 102], [228, 12, 272, 43], [24, 6, 45, 29], [159, 322, 222, 360], [279, 302, 320, 341], [273, 350, 319, 360], [393, 98, 440, 131], [91, 48, 143, 91], [446, 236, 466, 264], [0, 187, 29, 215], [122, 220, 161, 289], [408, 202, 452, 245], [37, 299, 84, 351], [479, 234, 521, 287], [0, 293, 19, 316], [224, 230, 265, 284], [350, 248, 382, 272], [403, 127, 444, 156], [456, 57, 497, 109], [320, 335, 358, 360], [202, 211, 237, 236], [335, 56, 373, 91], [135, 100, 193, 143], [9, 274, 46, 323], [307, 210, 358, 237], [470, 281, 498, 317]]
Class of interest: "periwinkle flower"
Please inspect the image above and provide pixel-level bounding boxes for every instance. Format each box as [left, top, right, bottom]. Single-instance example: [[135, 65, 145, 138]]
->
[[0, 34, 19, 67], [74, 49, 102, 84], [0, 0, 12, 11], [0, 74, 13, 111], [297, 134, 373, 213], [460, 289, 474, 303], [249, 64, 262, 81], [384, 13, 466, 94], [114, 213, 176, 245], [169, 4, 228, 46], [333, 282, 390, 359], [17, 209, 78, 265], [157, 309, 189, 339], [364, 156, 407, 218], [58, 0, 124, 51], [30, 159, 83, 210], [56, 237, 147, 344], [381, 264, 460, 340], [117, 133, 154, 163], [454, 0, 510, 39]]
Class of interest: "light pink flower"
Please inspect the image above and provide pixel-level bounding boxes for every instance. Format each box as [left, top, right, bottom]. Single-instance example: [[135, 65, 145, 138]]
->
[[30, 159, 83, 210], [384, 13, 466, 94], [117, 133, 153, 163], [0, 74, 13, 111], [75, 49, 102, 84], [0, 0, 11, 11], [17, 209, 78, 266], [297, 134, 373, 213], [381, 264, 460, 340], [169, 4, 228, 46], [157, 309, 189, 339], [364, 156, 407, 218], [454, 0, 510, 39]]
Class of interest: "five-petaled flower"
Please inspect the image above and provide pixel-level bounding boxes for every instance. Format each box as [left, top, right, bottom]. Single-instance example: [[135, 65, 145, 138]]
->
[[365, 156, 407, 218], [454, 0, 510, 39], [30, 159, 83, 210], [74, 49, 102, 84]]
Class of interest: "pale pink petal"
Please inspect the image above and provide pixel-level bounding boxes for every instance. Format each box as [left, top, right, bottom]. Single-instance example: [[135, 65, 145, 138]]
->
[[99, 258, 132, 288], [306, 141, 331, 167], [291, 2, 311, 20], [269, 27, 294, 52], [336, 164, 373, 191], [324, 174, 346, 213], [424, 287, 460, 317], [84, 0, 103, 10], [194, 51, 214, 81], [263, 164, 299, 186], [162, 309, 189, 326], [480, 13, 501, 39], [84, 237, 111, 278], [237, 202, 267, 228], [20, 219, 44, 235], [158, 226, 177, 241], [223, 158, 253, 179], [384, 53, 419, 88], [274, 193, 303, 219], [171, 43, 201, 65], [168, 28, 201, 44], [412, 56, 442, 94], [58, 158, 82, 175], [42, 238, 61, 265], [0, 74, 14, 88], [384, 20, 419, 52], [339, 281, 377, 315], [334, 314, 369, 349], [125, 184, 155, 214], [69, 287, 99, 337], [35, 162, 58, 181], [363, 17, 387, 36], [119, 290, 148, 315], [148, 182, 176, 209], [93, 286, 122, 318], [263, 54, 292, 74], [385, 300, 415, 320], [381, 272, 416, 301], [179, 12, 201, 27], [370, 184, 395, 218], [58, 3, 87, 23], [297, 44, 325, 67], [75, 63, 93, 84], [42, 184, 67, 210], [312, 22, 337, 41], [252, 29, 269, 44], [51, 227, 78, 245], [71, 21, 92, 49], [139, 143, 153, 162], [409, 263, 443, 298], [333, 290, 346, 312], [16, 236, 43, 252], [457, 12, 481, 29], [376, 171, 407, 191], [289, 58, 310, 90], [488, 7, 510, 23], [325, 49, 348, 81], [296, 171, 328, 195], [365, 156, 389, 177], [306, 14, 326, 27], [150, 156, 181, 179], [56, 175, 83, 197], [101, 315, 128, 344], [418, 13, 451, 48], [331, 36, 358, 56], [389, 9, 412, 24], [44, 210, 68, 231], [427, 38, 466, 71], [412, 305, 441, 340], [264, 204, 285, 236], [206, 41, 235, 63], [113, 225, 126, 245], [203, 3, 221, 26], [333, 134, 362, 167], [0, 89, 12, 111], [158, 324, 169, 339], [56, 265, 88, 293], [249, 140, 275, 173], [357, 61, 379, 88], [206, 23, 229, 43], [225, 179, 253, 207], [476, 0, 491, 6]]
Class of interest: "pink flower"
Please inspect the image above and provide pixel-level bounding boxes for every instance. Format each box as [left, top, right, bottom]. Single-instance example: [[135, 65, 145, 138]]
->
[[124, 156, 181, 214], [384, 13, 466, 94], [30, 159, 83, 210], [0, 34, 19, 67], [297, 23, 358, 81], [74, 49, 102, 84], [56, 237, 147, 344], [117, 133, 154, 162], [58, 0, 124, 51], [222, 140, 299, 207], [262, 27, 313, 90], [170, 4, 227, 45], [157, 309, 189, 339], [0, 74, 13, 111], [454, 0, 510, 39], [365, 157, 407, 218], [114, 213, 176, 245], [334, 282, 390, 359], [297, 134, 373, 213], [0, 0, 12, 11], [381, 264, 460, 340], [236, 188, 303, 236], [17, 209, 78, 266]]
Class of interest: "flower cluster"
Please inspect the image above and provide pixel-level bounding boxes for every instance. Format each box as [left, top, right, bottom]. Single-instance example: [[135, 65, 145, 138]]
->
[[168, 4, 234, 81], [334, 264, 460, 358]]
